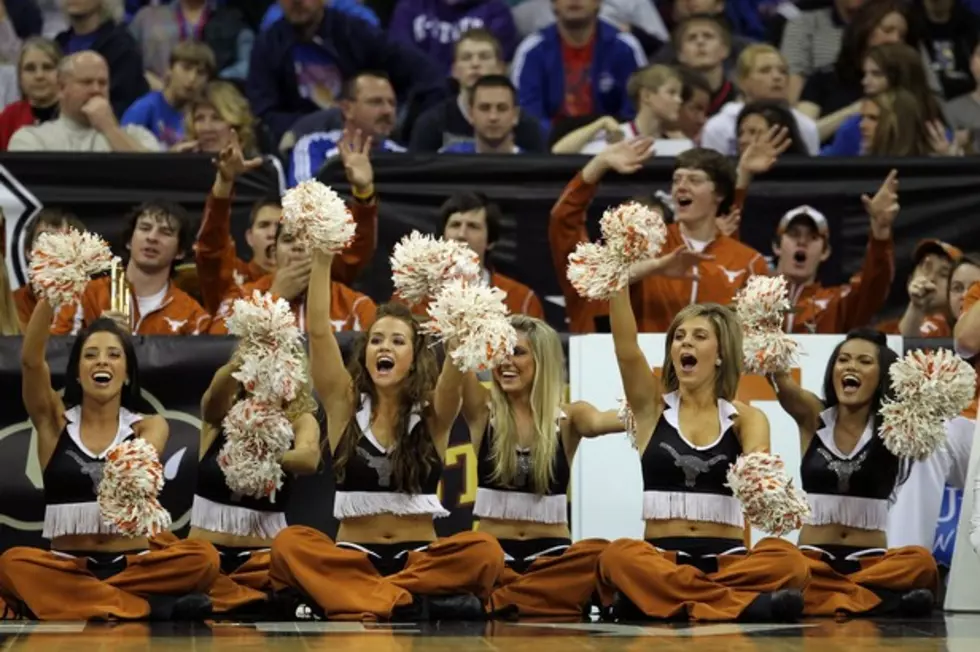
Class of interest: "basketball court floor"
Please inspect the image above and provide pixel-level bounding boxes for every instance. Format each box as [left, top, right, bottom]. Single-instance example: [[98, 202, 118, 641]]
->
[[0, 615, 976, 651]]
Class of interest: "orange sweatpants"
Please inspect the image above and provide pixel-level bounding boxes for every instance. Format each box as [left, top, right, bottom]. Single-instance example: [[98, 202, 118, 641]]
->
[[801, 545, 939, 616], [0, 539, 219, 620], [269, 525, 505, 621], [597, 537, 811, 621], [489, 539, 607, 620], [208, 550, 272, 614]]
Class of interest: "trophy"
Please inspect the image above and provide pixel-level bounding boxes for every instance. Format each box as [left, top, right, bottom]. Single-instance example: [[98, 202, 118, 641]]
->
[[109, 257, 131, 321]]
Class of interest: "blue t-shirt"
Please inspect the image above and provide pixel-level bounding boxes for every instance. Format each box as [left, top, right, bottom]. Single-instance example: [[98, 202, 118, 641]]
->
[[291, 42, 343, 110], [121, 91, 185, 147], [438, 141, 522, 154], [289, 129, 406, 187], [66, 32, 99, 55]]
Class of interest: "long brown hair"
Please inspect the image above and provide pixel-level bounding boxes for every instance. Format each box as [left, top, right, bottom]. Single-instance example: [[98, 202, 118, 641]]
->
[[661, 303, 742, 401], [865, 42, 944, 124], [332, 303, 441, 493], [866, 90, 931, 156]]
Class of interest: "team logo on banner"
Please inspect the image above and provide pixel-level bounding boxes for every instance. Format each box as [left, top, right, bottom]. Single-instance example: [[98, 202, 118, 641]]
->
[[0, 164, 43, 288], [0, 388, 201, 534]]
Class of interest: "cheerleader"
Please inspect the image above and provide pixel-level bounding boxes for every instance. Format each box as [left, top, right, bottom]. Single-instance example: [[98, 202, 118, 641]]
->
[[460, 315, 622, 619], [188, 348, 321, 616], [0, 300, 219, 620], [772, 329, 939, 616], [268, 249, 505, 621], [596, 289, 810, 622]]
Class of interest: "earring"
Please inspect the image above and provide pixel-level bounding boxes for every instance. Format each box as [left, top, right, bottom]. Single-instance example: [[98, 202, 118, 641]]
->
[[715, 359, 722, 367]]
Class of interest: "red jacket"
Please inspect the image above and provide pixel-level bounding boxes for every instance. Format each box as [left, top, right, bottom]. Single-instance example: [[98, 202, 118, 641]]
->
[[0, 100, 36, 152]]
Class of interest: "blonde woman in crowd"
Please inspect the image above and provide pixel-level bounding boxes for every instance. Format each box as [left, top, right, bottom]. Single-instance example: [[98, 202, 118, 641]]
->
[[178, 80, 257, 155], [0, 38, 61, 151]]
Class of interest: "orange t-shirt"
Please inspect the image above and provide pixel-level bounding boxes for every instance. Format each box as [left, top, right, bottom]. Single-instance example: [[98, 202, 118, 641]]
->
[[209, 273, 376, 334], [405, 271, 544, 320], [876, 314, 951, 338], [50, 277, 211, 336]]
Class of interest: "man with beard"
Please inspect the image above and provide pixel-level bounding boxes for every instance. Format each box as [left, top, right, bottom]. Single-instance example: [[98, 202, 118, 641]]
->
[[439, 76, 523, 154], [289, 72, 405, 187]]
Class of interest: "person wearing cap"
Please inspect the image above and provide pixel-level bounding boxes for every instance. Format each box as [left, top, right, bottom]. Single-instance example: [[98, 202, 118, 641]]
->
[[769, 172, 897, 334], [877, 239, 963, 337]]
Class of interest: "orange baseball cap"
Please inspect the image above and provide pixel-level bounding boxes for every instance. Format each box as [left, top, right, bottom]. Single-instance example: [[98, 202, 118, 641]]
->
[[913, 239, 962, 264]]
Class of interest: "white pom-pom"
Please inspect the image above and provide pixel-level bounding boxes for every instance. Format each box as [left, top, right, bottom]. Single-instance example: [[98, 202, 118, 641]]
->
[[567, 242, 626, 301], [98, 438, 172, 538], [617, 398, 638, 450], [280, 180, 356, 254], [736, 276, 799, 374], [599, 201, 668, 264], [726, 452, 810, 536], [220, 398, 295, 498], [424, 279, 518, 372], [878, 349, 977, 460], [390, 231, 481, 304], [225, 290, 302, 348], [28, 229, 114, 307]]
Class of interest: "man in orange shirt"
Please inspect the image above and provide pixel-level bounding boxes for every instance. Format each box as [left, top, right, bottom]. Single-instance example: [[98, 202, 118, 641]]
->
[[438, 192, 544, 318], [51, 201, 210, 335], [877, 239, 962, 338], [209, 131, 377, 334], [552, 137, 768, 333]]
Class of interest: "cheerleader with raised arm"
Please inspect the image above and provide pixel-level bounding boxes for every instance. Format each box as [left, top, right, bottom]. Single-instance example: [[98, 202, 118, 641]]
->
[[457, 315, 623, 620]]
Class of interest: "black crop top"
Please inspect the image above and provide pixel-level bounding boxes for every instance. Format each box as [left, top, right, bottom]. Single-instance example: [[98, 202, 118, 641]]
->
[[800, 420, 899, 500], [197, 430, 292, 510], [476, 423, 570, 497], [641, 410, 741, 497], [44, 422, 135, 507]]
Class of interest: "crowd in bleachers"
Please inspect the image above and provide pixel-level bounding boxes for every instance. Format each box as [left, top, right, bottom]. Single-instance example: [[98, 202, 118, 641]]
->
[[1, 0, 980, 347]]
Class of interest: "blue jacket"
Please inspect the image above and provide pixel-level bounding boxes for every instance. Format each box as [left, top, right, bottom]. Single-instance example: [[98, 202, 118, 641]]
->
[[510, 19, 646, 128], [248, 9, 447, 142]]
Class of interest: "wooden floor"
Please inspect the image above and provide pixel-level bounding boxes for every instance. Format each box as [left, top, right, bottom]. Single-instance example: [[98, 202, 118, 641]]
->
[[0, 616, 976, 652]]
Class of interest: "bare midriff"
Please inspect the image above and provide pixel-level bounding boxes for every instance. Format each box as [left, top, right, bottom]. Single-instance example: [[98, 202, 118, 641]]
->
[[476, 517, 570, 540], [337, 514, 438, 544]]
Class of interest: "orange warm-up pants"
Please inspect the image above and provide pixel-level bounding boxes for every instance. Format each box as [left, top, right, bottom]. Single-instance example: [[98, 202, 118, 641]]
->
[[206, 546, 275, 614], [799, 544, 939, 616], [597, 536, 811, 621], [488, 537, 608, 620], [269, 525, 505, 621], [0, 537, 219, 620]]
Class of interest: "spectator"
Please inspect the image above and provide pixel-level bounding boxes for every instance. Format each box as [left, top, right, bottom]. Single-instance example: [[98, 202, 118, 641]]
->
[[702, 44, 819, 155], [121, 40, 214, 148], [949, 255, 980, 329], [511, 0, 646, 129], [55, 0, 149, 115], [0, 38, 61, 151], [1, 0, 44, 64], [130, 0, 254, 86], [735, 101, 808, 157], [780, 0, 864, 103], [673, 14, 735, 117], [822, 42, 946, 156], [878, 239, 962, 338], [180, 80, 257, 154], [440, 74, 522, 153], [8, 51, 160, 151], [388, 0, 518, 73], [913, 0, 979, 100], [654, 0, 753, 69], [437, 191, 544, 318], [945, 41, 980, 152], [247, 0, 447, 145], [859, 88, 951, 157], [510, 0, 669, 44], [260, 0, 380, 31], [670, 65, 712, 141], [551, 64, 693, 155], [11, 207, 86, 327], [289, 72, 405, 187], [51, 199, 211, 336], [409, 28, 545, 153]]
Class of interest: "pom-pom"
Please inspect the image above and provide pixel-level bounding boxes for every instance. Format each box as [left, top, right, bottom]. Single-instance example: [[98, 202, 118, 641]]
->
[[29, 229, 114, 307], [566, 202, 667, 300], [98, 438, 172, 538], [219, 398, 294, 498], [736, 276, 799, 374], [617, 398, 638, 450], [390, 231, 481, 305], [225, 290, 302, 348], [878, 349, 977, 460], [726, 452, 810, 536], [424, 279, 518, 372], [280, 180, 356, 254]]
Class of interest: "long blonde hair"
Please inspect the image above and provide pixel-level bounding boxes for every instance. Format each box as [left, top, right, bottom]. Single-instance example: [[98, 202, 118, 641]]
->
[[488, 315, 564, 495], [661, 303, 742, 401], [184, 81, 257, 155]]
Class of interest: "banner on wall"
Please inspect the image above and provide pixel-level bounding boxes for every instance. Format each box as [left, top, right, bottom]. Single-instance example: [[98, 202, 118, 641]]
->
[[567, 332, 906, 543], [0, 335, 479, 553]]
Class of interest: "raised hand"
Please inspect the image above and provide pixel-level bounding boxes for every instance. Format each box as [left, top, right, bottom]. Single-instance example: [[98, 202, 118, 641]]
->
[[738, 125, 791, 177], [646, 245, 714, 280], [907, 275, 937, 310], [214, 132, 263, 182], [862, 169, 898, 239], [599, 137, 656, 175], [338, 128, 375, 194], [716, 208, 742, 238]]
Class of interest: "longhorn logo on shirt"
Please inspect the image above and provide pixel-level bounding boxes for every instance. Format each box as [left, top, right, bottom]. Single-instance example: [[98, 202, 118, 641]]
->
[[357, 447, 393, 487], [164, 317, 187, 333], [66, 450, 105, 493], [817, 448, 869, 493], [717, 266, 745, 284], [659, 442, 728, 487]]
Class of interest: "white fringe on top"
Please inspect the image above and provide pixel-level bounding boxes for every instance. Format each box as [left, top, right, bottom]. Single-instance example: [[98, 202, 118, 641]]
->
[[333, 491, 450, 519], [642, 490, 743, 528], [190, 494, 287, 539], [806, 493, 889, 531], [473, 487, 567, 524], [43, 501, 120, 539]]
